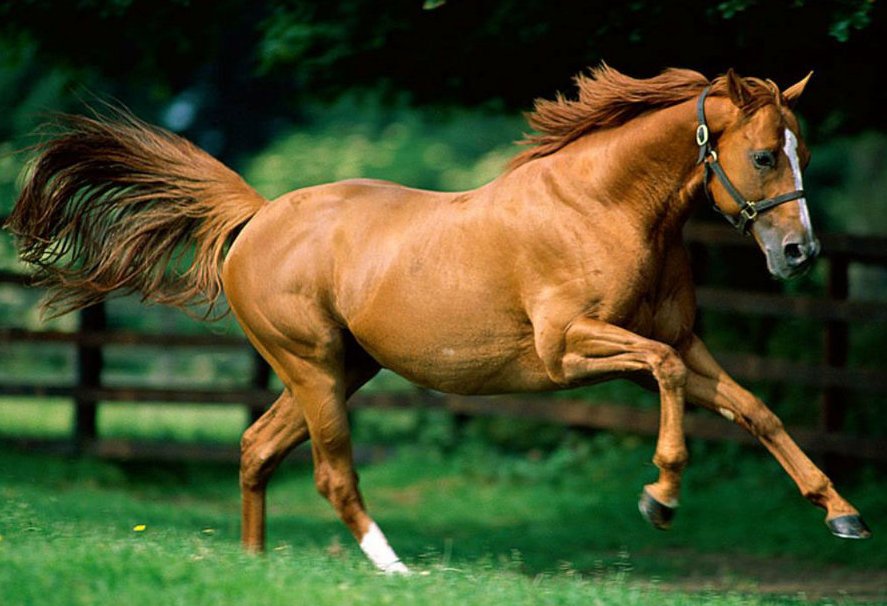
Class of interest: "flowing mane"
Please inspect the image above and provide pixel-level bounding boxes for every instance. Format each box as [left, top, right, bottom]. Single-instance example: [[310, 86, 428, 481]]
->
[[511, 63, 783, 168]]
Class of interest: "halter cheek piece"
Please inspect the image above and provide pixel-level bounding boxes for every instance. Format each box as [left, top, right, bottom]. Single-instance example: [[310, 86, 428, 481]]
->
[[695, 86, 806, 234]]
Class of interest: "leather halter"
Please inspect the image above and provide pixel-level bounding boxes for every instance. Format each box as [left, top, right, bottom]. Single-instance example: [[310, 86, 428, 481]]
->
[[695, 86, 806, 234]]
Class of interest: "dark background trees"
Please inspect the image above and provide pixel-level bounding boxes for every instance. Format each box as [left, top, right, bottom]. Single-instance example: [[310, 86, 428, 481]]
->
[[1, 0, 882, 163]]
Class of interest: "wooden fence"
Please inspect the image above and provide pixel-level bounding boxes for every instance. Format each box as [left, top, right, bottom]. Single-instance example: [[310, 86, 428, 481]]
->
[[1, 222, 886, 463]]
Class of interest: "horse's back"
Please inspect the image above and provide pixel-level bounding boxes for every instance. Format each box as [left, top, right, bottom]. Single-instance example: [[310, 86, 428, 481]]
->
[[223, 178, 436, 315]]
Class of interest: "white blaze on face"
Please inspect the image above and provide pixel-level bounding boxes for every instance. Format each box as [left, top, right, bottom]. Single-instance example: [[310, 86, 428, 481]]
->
[[783, 128, 813, 236], [360, 522, 410, 574]]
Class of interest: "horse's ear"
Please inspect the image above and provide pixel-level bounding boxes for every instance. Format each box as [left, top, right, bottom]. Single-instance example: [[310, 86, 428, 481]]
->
[[782, 71, 813, 108], [725, 68, 754, 112]]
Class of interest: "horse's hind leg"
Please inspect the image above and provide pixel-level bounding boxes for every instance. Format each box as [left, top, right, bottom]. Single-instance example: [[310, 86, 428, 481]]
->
[[240, 359, 381, 554], [681, 335, 870, 539], [241, 390, 308, 552], [258, 342, 407, 573]]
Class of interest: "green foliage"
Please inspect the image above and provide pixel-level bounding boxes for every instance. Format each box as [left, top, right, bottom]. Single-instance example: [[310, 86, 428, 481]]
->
[[258, 7, 347, 74], [0, 39, 81, 218], [1, 0, 885, 141], [245, 94, 522, 197], [807, 132, 887, 237], [827, 0, 875, 41], [714, 0, 875, 42], [716, 0, 756, 20]]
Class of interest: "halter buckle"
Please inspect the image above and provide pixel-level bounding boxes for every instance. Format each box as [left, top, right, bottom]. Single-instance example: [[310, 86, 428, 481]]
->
[[695, 124, 709, 147], [740, 202, 758, 223]]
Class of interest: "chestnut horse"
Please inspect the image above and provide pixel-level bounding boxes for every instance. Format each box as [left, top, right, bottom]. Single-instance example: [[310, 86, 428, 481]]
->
[[6, 66, 870, 573]]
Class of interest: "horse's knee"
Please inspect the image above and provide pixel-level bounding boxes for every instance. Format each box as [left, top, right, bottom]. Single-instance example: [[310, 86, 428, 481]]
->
[[240, 424, 288, 491], [649, 344, 687, 391], [240, 438, 273, 491], [240, 396, 308, 491]]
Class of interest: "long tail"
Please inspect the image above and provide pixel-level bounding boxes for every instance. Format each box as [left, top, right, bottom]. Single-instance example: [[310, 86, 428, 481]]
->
[[5, 110, 267, 318]]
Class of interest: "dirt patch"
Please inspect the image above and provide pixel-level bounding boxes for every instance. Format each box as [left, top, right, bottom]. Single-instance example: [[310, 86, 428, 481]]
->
[[640, 549, 887, 603]]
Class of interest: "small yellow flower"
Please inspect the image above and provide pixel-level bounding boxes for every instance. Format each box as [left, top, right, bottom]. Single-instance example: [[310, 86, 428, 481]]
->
[[132, 524, 147, 532]]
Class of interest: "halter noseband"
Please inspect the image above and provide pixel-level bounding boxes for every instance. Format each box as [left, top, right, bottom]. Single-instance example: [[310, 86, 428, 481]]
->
[[695, 86, 806, 234]]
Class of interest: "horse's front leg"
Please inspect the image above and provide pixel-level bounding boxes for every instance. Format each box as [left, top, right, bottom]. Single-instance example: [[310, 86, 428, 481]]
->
[[680, 335, 871, 539], [539, 317, 689, 529]]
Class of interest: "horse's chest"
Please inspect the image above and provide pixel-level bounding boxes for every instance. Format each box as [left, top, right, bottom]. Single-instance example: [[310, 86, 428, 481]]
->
[[588, 249, 692, 344], [597, 288, 657, 337]]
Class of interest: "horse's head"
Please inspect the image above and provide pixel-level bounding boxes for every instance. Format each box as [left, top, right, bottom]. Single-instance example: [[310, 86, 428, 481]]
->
[[700, 70, 818, 279]]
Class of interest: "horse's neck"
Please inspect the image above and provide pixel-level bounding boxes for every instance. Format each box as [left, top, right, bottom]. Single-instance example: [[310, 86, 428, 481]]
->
[[513, 99, 708, 237]]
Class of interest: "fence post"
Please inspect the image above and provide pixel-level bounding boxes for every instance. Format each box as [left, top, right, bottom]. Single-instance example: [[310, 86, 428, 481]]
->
[[74, 302, 106, 453], [821, 253, 850, 475]]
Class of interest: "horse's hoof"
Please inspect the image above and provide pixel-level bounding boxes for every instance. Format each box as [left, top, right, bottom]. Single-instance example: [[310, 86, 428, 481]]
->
[[827, 514, 872, 540], [638, 489, 675, 530]]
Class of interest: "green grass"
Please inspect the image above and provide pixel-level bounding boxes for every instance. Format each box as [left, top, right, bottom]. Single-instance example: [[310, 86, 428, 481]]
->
[[1, 432, 885, 605], [0, 398, 248, 443]]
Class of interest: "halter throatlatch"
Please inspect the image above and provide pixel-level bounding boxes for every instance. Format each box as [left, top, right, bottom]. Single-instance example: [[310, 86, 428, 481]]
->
[[695, 86, 806, 234]]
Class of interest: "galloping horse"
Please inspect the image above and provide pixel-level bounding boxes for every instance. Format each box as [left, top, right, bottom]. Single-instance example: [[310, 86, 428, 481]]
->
[[6, 65, 871, 573]]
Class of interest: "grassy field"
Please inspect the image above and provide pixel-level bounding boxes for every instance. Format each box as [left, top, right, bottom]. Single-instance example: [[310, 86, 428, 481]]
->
[[1, 401, 886, 605]]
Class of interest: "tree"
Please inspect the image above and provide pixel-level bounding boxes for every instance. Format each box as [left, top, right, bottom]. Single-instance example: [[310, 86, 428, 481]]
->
[[0, 0, 882, 152]]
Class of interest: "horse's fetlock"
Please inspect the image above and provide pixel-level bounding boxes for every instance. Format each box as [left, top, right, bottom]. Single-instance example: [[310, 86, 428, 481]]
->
[[801, 475, 832, 505], [654, 449, 689, 472]]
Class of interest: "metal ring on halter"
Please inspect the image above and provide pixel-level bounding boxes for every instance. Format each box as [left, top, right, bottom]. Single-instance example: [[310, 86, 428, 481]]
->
[[695, 124, 709, 147]]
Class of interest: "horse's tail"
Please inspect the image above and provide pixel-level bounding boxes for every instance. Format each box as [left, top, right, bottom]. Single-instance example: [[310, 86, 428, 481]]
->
[[5, 110, 268, 318]]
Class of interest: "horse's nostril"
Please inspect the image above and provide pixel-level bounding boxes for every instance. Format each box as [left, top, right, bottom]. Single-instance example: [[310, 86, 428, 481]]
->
[[784, 242, 806, 265], [783, 242, 807, 261]]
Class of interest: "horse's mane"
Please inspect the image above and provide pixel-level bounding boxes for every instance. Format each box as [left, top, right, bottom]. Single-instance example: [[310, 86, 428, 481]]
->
[[510, 63, 782, 168]]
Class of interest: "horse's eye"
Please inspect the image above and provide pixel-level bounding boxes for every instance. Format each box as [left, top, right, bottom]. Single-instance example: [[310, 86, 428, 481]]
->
[[752, 151, 776, 169]]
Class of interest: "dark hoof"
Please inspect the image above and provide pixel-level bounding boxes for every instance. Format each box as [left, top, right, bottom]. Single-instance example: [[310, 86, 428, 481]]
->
[[638, 489, 676, 530], [827, 515, 872, 540]]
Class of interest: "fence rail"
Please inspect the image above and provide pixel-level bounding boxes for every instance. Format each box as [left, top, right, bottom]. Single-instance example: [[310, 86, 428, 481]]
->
[[2, 221, 886, 462]]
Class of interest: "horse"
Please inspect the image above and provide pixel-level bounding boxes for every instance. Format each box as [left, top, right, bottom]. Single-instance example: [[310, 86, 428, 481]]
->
[[6, 65, 871, 574]]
